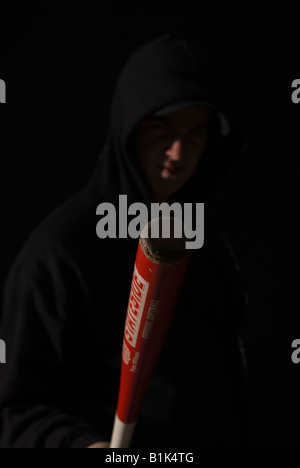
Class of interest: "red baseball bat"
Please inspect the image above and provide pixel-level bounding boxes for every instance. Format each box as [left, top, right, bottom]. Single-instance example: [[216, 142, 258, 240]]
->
[[110, 217, 191, 448]]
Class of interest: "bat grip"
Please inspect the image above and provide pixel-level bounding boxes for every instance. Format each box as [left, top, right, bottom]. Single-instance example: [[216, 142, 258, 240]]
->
[[110, 415, 137, 448]]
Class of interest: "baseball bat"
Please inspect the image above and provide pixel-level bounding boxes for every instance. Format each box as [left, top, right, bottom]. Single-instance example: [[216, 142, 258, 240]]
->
[[110, 217, 191, 448]]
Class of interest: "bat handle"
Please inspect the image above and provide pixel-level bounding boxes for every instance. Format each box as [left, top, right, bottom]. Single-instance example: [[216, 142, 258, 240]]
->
[[110, 415, 137, 448]]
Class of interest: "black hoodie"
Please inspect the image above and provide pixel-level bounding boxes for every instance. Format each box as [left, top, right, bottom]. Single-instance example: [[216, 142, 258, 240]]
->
[[0, 35, 246, 448]]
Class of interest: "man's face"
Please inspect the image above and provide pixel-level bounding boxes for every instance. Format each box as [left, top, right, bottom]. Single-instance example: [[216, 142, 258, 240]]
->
[[135, 106, 212, 202]]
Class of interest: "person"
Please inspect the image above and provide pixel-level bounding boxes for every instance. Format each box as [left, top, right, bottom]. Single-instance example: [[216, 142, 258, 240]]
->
[[0, 35, 247, 448]]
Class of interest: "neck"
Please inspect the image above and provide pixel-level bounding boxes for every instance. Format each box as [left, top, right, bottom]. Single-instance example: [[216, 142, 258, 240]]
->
[[153, 194, 170, 204]]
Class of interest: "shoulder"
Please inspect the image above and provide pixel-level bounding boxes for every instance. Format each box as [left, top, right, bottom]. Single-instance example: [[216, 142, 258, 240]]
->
[[207, 229, 241, 274], [200, 226, 245, 303], [7, 189, 99, 280]]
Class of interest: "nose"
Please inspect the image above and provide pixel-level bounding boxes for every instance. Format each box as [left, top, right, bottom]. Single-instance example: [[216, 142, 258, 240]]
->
[[165, 139, 183, 162]]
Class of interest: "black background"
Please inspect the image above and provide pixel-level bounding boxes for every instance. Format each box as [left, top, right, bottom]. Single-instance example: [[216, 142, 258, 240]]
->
[[1, 0, 300, 447]]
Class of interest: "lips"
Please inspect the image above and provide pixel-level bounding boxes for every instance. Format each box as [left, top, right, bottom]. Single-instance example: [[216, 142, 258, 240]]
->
[[159, 164, 184, 177]]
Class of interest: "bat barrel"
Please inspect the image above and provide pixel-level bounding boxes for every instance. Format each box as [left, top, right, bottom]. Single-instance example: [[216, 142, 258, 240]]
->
[[110, 217, 191, 448], [140, 216, 188, 265]]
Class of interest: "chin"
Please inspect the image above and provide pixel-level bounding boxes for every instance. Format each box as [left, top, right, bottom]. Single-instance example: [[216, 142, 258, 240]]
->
[[153, 183, 184, 202]]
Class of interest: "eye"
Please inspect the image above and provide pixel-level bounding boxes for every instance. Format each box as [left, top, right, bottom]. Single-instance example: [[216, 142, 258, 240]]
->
[[150, 124, 163, 128], [190, 124, 209, 136], [147, 122, 166, 129], [142, 121, 167, 134]]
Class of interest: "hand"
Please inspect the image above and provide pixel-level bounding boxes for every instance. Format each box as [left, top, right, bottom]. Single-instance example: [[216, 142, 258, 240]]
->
[[87, 441, 110, 448]]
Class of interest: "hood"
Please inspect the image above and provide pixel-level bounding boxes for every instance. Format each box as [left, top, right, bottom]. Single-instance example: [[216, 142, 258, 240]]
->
[[89, 34, 245, 205]]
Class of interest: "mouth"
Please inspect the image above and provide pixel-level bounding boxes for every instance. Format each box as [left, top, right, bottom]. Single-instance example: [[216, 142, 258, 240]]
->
[[159, 164, 184, 179]]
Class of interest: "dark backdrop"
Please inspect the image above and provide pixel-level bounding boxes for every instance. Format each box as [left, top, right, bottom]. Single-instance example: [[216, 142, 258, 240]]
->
[[1, 0, 300, 447]]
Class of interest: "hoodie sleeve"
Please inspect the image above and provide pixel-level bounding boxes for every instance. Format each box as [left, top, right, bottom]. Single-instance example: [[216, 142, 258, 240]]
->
[[0, 242, 105, 448]]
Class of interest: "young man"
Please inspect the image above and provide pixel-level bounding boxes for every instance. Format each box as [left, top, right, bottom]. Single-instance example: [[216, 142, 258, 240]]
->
[[0, 35, 246, 448]]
